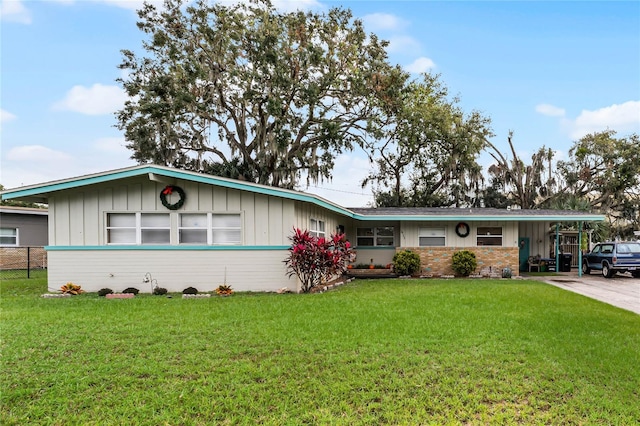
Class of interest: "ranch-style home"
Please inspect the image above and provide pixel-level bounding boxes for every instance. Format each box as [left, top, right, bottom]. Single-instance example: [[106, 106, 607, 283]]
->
[[1, 164, 604, 293]]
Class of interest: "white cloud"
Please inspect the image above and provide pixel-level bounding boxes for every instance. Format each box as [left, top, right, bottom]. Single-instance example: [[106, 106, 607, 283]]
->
[[51, 0, 164, 11], [362, 13, 408, 31], [535, 103, 566, 117], [404, 57, 436, 74], [569, 100, 640, 139], [0, 0, 31, 24], [7, 145, 72, 163], [1, 109, 17, 123], [386, 35, 421, 54], [93, 137, 128, 154], [52, 84, 128, 115]]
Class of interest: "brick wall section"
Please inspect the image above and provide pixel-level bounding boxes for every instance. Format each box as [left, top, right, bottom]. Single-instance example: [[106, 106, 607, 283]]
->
[[400, 247, 520, 277]]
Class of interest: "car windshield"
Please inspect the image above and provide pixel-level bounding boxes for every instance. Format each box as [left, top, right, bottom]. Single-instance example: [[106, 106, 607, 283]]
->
[[616, 243, 640, 254]]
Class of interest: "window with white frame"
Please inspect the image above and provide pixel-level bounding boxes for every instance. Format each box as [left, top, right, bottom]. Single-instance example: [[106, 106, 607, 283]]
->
[[211, 214, 241, 245], [419, 227, 446, 246], [178, 213, 242, 245], [0, 228, 18, 246], [310, 218, 325, 238], [356, 226, 394, 246], [106, 213, 170, 245], [179, 214, 208, 244], [476, 226, 502, 246]]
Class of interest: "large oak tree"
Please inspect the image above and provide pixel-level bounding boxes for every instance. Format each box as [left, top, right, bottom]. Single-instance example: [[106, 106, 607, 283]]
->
[[117, 0, 397, 188]]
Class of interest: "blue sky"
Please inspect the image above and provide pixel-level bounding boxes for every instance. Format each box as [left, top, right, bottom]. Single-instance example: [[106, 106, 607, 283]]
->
[[1, 0, 639, 207]]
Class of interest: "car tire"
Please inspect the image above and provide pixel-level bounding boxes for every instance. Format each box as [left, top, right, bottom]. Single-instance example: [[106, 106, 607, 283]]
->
[[602, 263, 614, 278], [632, 271, 640, 279], [582, 262, 590, 275]]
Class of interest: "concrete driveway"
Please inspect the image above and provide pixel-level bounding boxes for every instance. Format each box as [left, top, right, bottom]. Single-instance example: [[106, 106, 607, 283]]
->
[[526, 271, 640, 315]]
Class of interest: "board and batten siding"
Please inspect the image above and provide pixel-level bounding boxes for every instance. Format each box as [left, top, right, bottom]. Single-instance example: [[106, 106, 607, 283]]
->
[[47, 249, 297, 293], [47, 176, 296, 246], [400, 221, 520, 247]]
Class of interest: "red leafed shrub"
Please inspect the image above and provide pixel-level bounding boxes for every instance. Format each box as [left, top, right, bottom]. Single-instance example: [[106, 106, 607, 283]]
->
[[284, 228, 354, 293]]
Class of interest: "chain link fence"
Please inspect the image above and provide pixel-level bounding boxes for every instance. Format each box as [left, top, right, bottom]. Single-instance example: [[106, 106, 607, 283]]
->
[[0, 247, 47, 279]]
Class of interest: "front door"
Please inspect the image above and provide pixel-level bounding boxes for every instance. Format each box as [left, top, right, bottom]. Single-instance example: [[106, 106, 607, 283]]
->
[[518, 237, 530, 272]]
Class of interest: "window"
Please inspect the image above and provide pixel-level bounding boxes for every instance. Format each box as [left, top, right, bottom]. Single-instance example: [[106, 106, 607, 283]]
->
[[356, 227, 395, 246], [179, 214, 208, 244], [310, 218, 325, 238], [107, 213, 170, 245], [419, 227, 445, 246], [476, 226, 502, 246], [211, 214, 241, 245], [179, 213, 242, 245], [0, 228, 18, 246]]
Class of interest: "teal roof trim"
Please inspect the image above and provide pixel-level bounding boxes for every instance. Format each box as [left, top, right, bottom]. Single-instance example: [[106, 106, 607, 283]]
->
[[353, 214, 606, 222], [2, 164, 607, 223], [1, 164, 352, 217], [45, 245, 290, 251]]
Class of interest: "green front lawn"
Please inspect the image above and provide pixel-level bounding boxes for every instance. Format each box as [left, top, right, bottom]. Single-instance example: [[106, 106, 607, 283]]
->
[[2, 277, 639, 424]]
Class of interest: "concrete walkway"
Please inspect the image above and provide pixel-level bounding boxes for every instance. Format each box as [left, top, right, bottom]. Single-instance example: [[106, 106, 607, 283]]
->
[[524, 271, 640, 315]]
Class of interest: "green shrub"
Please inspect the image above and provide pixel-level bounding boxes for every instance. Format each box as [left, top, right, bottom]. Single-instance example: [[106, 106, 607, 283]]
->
[[182, 287, 198, 295], [97, 288, 113, 297], [451, 250, 477, 276], [392, 250, 421, 276], [153, 287, 168, 296], [122, 287, 139, 295]]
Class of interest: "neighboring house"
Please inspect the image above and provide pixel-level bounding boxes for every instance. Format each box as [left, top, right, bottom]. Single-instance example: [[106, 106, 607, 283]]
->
[[0, 206, 49, 270], [0, 165, 604, 292]]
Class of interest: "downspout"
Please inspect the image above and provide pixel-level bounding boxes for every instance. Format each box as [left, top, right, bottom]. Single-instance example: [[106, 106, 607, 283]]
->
[[578, 221, 583, 277], [555, 223, 560, 272]]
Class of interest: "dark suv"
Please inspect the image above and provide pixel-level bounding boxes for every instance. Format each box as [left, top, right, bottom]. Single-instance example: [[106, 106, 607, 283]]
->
[[582, 241, 640, 278]]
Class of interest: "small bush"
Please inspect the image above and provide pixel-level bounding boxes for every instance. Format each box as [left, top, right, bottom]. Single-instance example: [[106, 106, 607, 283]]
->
[[392, 250, 421, 276], [452, 250, 477, 276], [182, 287, 198, 295], [60, 282, 85, 295], [153, 287, 168, 296], [97, 288, 113, 297], [122, 287, 140, 295], [502, 268, 513, 279], [215, 284, 233, 295]]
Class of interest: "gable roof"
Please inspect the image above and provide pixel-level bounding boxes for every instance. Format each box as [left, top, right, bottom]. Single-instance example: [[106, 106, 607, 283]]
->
[[1, 164, 605, 222]]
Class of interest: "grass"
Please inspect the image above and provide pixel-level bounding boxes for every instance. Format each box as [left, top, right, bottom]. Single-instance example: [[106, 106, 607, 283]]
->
[[1, 276, 639, 425]]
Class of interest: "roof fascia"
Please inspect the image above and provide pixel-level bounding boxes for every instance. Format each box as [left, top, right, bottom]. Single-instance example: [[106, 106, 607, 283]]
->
[[0, 165, 354, 217]]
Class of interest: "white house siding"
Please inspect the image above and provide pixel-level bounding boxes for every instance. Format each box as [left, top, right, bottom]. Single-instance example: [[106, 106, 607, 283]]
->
[[47, 249, 298, 293], [47, 177, 296, 246], [518, 221, 552, 258], [293, 201, 346, 238], [400, 221, 520, 248]]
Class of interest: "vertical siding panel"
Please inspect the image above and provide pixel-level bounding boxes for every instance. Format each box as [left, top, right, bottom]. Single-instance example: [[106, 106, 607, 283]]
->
[[84, 191, 100, 245], [113, 186, 128, 210], [281, 200, 296, 244], [213, 187, 227, 211], [141, 181, 158, 211], [127, 183, 142, 211], [241, 192, 255, 245], [69, 193, 85, 245], [198, 183, 213, 211], [48, 196, 56, 245], [181, 181, 198, 211], [268, 198, 284, 245], [56, 194, 71, 245], [254, 194, 269, 245], [227, 189, 241, 211]]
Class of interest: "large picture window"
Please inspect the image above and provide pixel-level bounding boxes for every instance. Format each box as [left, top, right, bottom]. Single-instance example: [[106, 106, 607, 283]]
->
[[477, 226, 502, 246], [356, 227, 394, 246], [419, 227, 446, 246], [179, 213, 242, 245], [107, 213, 170, 245], [0, 228, 18, 246]]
